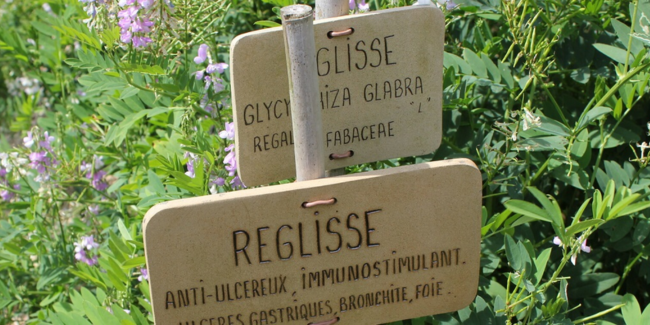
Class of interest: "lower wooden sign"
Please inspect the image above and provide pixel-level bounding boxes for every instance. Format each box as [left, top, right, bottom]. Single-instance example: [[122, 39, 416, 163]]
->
[[143, 159, 481, 325]]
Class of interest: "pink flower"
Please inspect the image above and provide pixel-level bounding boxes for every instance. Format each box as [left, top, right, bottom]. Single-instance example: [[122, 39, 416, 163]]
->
[[553, 235, 591, 265]]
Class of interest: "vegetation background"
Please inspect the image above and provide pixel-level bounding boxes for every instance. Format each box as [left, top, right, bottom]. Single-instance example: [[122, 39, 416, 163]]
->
[[1, 0, 650, 324]]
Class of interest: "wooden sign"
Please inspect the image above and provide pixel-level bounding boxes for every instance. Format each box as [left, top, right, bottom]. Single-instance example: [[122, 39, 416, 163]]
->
[[143, 159, 481, 325], [230, 5, 444, 186]]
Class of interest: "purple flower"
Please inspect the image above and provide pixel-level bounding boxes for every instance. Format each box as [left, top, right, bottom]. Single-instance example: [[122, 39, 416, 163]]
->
[[206, 63, 228, 74], [138, 267, 148, 282], [118, 17, 132, 30], [89, 205, 100, 215], [29, 151, 51, 175], [230, 176, 245, 189], [212, 78, 225, 93], [0, 168, 6, 178], [23, 132, 34, 148], [195, 70, 204, 80], [224, 145, 237, 176], [0, 189, 14, 202], [138, 0, 154, 9], [121, 30, 133, 43], [91, 170, 108, 191], [81, 235, 100, 250], [349, 0, 355, 10], [194, 44, 209, 64], [74, 235, 100, 266], [118, 6, 139, 19], [94, 155, 105, 169], [131, 18, 154, 33], [219, 122, 235, 140], [185, 158, 195, 178], [39, 131, 55, 150], [132, 36, 153, 48], [213, 177, 225, 187], [74, 249, 99, 266], [209, 177, 225, 194], [358, 0, 369, 12], [119, 0, 136, 7]]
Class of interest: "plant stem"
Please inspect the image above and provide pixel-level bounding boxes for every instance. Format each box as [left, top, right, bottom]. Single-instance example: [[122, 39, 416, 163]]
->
[[571, 304, 625, 324]]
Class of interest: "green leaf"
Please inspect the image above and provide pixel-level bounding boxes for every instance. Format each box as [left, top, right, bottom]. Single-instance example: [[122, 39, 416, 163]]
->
[[536, 116, 571, 136], [261, 0, 293, 6], [37, 267, 66, 290], [565, 220, 604, 237], [576, 106, 612, 132], [481, 55, 501, 83], [505, 235, 531, 272], [93, 305, 122, 325], [498, 61, 515, 89], [641, 301, 650, 325], [622, 293, 642, 325], [463, 48, 487, 79], [147, 170, 166, 194], [31, 21, 58, 37], [567, 273, 620, 298], [254, 20, 281, 28], [121, 64, 166, 75], [527, 187, 563, 229], [122, 256, 146, 269], [503, 200, 552, 223], [607, 194, 641, 220], [533, 248, 551, 285], [618, 200, 650, 217], [593, 43, 632, 64], [118, 219, 133, 241], [151, 83, 179, 92], [444, 52, 472, 75]]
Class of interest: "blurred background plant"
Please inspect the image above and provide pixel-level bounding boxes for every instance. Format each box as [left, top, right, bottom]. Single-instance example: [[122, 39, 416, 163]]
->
[[1, 0, 649, 324]]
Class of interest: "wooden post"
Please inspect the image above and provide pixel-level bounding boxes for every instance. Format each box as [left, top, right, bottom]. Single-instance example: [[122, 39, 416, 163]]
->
[[315, 0, 348, 177], [315, 0, 349, 20], [281, 5, 326, 182]]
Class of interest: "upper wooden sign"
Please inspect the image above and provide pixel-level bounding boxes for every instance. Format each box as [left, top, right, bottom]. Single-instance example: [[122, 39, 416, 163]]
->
[[143, 159, 481, 325], [230, 5, 444, 186]]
